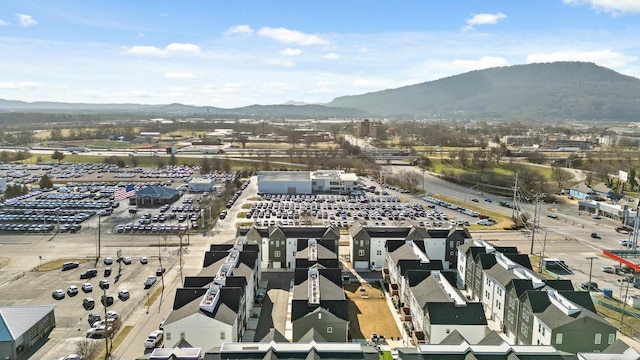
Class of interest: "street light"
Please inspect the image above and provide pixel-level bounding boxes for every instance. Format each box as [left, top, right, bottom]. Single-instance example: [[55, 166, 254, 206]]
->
[[586, 256, 596, 292]]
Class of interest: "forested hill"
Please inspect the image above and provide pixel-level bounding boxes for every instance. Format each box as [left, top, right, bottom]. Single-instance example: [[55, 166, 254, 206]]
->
[[328, 62, 640, 121]]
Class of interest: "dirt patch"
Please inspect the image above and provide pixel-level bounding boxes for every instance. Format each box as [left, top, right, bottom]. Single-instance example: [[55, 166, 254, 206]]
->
[[0, 257, 8, 270], [344, 283, 401, 340]]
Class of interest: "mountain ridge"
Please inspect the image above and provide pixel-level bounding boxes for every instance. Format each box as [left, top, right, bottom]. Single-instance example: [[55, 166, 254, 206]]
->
[[2, 62, 639, 121]]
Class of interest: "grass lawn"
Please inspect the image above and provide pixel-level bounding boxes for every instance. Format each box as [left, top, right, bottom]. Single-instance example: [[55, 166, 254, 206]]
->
[[591, 294, 640, 338], [344, 283, 401, 340], [36, 258, 93, 271]]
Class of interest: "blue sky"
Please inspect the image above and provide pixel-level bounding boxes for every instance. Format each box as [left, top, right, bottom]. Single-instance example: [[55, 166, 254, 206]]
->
[[1, 0, 640, 108]]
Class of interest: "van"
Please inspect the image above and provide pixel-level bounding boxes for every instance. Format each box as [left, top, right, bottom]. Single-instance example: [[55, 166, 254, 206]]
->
[[80, 269, 98, 279]]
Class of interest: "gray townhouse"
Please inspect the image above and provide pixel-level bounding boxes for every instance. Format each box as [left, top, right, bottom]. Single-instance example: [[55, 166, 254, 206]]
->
[[291, 267, 349, 342], [402, 270, 487, 345], [384, 239, 443, 305], [162, 236, 260, 350], [295, 238, 339, 269], [518, 289, 618, 353], [241, 225, 339, 269]]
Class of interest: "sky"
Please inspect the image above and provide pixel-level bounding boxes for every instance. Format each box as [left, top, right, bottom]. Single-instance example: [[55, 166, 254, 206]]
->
[[1, 0, 640, 108]]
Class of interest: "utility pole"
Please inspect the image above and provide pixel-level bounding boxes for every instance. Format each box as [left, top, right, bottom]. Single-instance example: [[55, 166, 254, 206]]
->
[[97, 215, 101, 260], [620, 279, 631, 334], [586, 256, 596, 292], [538, 230, 548, 273], [512, 173, 519, 219]]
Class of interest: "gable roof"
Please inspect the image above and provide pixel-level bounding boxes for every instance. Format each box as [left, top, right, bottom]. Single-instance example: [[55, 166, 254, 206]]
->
[[166, 287, 243, 326], [438, 329, 467, 345], [506, 279, 534, 298], [571, 183, 594, 193], [502, 253, 533, 270], [410, 275, 451, 308], [477, 330, 506, 345], [293, 268, 344, 301], [425, 302, 487, 326], [0, 305, 55, 341]]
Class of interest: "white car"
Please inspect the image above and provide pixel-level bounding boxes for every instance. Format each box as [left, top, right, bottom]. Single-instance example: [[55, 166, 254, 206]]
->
[[58, 355, 83, 360], [144, 330, 164, 349], [81, 282, 93, 293]]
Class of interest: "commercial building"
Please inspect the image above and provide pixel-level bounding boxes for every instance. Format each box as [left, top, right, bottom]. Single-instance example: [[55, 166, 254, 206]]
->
[[187, 178, 216, 193], [0, 305, 56, 360], [257, 170, 359, 195]]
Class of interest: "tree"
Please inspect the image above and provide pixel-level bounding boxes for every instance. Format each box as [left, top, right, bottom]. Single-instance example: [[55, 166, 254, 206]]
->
[[74, 339, 101, 360], [551, 164, 572, 191], [39, 174, 53, 189], [628, 168, 638, 191], [458, 149, 470, 169], [51, 150, 65, 164], [169, 154, 177, 166], [201, 157, 211, 175], [239, 136, 248, 149], [130, 155, 138, 167]]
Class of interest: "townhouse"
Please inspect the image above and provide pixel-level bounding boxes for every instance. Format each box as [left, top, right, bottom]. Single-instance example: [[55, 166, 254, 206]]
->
[[241, 225, 340, 269], [163, 236, 260, 350], [350, 224, 471, 271]]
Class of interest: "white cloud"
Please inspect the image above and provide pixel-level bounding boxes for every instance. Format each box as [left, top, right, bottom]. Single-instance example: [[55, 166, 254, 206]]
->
[[0, 81, 45, 90], [563, 0, 640, 14], [165, 42, 201, 53], [257, 27, 328, 45], [463, 12, 507, 31], [123, 42, 201, 57], [452, 56, 509, 71], [164, 72, 196, 79], [16, 14, 37, 27], [115, 90, 149, 98], [266, 58, 296, 67], [281, 48, 302, 56], [224, 25, 254, 36], [526, 49, 637, 68], [0, 19, 9, 26], [323, 53, 340, 60]]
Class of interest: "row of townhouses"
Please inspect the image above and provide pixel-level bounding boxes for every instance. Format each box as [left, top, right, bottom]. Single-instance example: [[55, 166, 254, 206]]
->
[[151, 225, 634, 359], [457, 239, 618, 353]]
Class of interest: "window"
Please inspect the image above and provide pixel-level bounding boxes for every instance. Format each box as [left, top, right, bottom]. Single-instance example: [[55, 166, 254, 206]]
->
[[608, 334, 615, 344], [376, 250, 382, 256], [449, 241, 454, 248], [274, 251, 281, 257], [538, 324, 541, 333], [166, 332, 171, 341], [445, 329, 451, 334], [220, 331, 226, 340], [358, 249, 365, 256], [556, 333, 563, 344], [180, 332, 185, 340], [595, 333, 601, 345], [327, 326, 333, 334]]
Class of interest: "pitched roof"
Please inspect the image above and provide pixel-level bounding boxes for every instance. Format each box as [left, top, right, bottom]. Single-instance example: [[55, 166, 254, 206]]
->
[[0, 305, 55, 341], [502, 253, 533, 270], [477, 330, 505, 345], [476, 253, 497, 269], [258, 328, 289, 343], [425, 302, 487, 325], [135, 185, 179, 198], [506, 279, 534, 298], [298, 327, 328, 343], [290, 300, 349, 322], [410, 276, 453, 308], [166, 287, 243, 326], [485, 264, 518, 287], [293, 268, 344, 301], [543, 279, 575, 291], [438, 329, 467, 345], [571, 183, 593, 193]]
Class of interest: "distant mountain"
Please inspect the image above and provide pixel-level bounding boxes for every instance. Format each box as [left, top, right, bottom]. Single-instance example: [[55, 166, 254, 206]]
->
[[2, 62, 639, 121], [328, 61, 640, 121], [0, 98, 367, 118]]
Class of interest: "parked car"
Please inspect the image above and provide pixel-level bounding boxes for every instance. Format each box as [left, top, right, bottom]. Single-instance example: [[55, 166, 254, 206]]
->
[[82, 297, 95, 310], [122, 256, 132, 265], [52, 289, 66, 300], [104, 257, 113, 265], [139, 256, 148, 265], [61, 262, 79, 271], [99, 280, 110, 290], [601, 266, 615, 274], [118, 289, 130, 301], [101, 294, 114, 307], [87, 312, 101, 326], [58, 354, 83, 360], [590, 232, 602, 239], [106, 310, 119, 320], [104, 267, 111, 277], [156, 268, 166, 276], [580, 281, 599, 291], [67, 285, 79, 297], [81, 282, 93, 293], [144, 276, 157, 289], [144, 330, 164, 349], [79, 269, 97, 279], [547, 213, 558, 219]]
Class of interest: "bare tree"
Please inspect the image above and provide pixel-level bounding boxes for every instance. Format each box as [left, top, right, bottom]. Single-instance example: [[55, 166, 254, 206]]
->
[[74, 339, 101, 360], [551, 164, 573, 191], [458, 149, 470, 169]]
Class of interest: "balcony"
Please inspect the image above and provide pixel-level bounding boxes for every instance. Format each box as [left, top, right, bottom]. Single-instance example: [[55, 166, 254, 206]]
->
[[389, 283, 399, 296], [382, 268, 390, 280], [400, 306, 412, 322], [412, 330, 426, 345]]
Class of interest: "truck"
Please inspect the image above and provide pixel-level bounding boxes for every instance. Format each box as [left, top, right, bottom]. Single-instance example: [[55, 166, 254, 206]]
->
[[201, 148, 224, 154], [66, 146, 91, 153], [165, 146, 177, 154], [144, 330, 163, 349]]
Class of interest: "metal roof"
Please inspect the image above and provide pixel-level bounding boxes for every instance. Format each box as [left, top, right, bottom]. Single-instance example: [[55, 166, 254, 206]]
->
[[0, 305, 55, 341]]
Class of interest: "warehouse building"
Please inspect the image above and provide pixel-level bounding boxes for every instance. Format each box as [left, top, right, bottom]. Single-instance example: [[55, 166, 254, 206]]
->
[[257, 170, 358, 195]]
